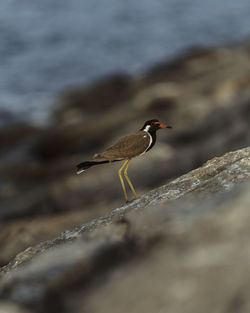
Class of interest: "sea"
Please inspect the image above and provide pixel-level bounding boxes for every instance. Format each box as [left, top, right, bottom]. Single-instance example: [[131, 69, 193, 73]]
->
[[1, 0, 250, 126]]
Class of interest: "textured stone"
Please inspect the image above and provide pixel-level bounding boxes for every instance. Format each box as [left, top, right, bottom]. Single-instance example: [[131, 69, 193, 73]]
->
[[0, 147, 249, 313], [0, 40, 250, 270]]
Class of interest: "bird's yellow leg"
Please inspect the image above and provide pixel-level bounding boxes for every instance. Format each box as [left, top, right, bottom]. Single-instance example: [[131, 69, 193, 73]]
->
[[124, 160, 138, 199], [118, 160, 129, 202]]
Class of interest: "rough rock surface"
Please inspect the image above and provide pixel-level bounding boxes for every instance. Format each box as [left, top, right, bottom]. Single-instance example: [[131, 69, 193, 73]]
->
[[0, 40, 250, 267], [0, 147, 249, 313]]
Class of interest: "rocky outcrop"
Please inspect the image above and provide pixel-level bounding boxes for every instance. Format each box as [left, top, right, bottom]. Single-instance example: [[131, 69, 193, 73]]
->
[[0, 147, 249, 313], [0, 40, 250, 267]]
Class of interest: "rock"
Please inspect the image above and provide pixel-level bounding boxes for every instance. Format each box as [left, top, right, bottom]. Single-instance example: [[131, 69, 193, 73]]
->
[[1, 40, 250, 268], [55, 73, 132, 117], [0, 147, 249, 313], [34, 42, 250, 159], [0, 301, 31, 313], [0, 207, 112, 267], [0, 124, 42, 161]]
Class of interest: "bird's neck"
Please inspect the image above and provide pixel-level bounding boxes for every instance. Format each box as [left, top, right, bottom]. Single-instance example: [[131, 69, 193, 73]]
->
[[143, 128, 157, 152]]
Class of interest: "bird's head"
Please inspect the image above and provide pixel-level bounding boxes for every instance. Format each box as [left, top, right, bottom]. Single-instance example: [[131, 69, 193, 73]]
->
[[141, 119, 172, 132]]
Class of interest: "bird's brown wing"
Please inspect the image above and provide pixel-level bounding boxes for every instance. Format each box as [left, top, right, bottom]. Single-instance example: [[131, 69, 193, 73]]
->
[[92, 131, 151, 161]]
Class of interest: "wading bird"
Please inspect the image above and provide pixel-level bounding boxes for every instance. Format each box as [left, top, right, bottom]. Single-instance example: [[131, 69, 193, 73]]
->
[[76, 119, 172, 202]]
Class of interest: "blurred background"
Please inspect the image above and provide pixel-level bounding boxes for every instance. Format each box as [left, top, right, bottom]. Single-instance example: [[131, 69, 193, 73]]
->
[[0, 0, 250, 266]]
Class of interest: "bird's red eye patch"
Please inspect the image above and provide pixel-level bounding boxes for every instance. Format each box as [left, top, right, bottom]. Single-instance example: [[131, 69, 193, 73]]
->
[[152, 122, 160, 125]]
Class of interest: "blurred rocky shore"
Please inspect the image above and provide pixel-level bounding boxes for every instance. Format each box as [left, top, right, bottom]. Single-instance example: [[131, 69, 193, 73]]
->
[[0, 39, 250, 268], [0, 147, 249, 313]]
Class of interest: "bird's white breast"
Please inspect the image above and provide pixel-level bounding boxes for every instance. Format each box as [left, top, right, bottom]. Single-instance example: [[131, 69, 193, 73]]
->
[[139, 130, 152, 156]]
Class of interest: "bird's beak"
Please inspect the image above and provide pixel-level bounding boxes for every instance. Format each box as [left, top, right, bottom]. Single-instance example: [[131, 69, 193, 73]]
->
[[159, 123, 172, 129]]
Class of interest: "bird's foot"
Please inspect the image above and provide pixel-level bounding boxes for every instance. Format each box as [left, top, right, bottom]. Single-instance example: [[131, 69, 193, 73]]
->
[[125, 197, 138, 204]]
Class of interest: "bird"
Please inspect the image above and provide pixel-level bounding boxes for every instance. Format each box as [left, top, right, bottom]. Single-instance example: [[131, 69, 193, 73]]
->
[[76, 119, 172, 202]]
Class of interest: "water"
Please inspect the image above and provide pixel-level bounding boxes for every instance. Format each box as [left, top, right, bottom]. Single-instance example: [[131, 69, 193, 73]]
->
[[1, 0, 250, 125]]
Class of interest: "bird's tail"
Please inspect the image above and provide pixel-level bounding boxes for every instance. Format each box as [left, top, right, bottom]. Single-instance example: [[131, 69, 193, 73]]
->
[[76, 160, 109, 174]]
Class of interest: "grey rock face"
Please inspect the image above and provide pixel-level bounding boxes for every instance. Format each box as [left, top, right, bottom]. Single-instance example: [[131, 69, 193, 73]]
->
[[0, 147, 249, 313], [1, 41, 250, 267]]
